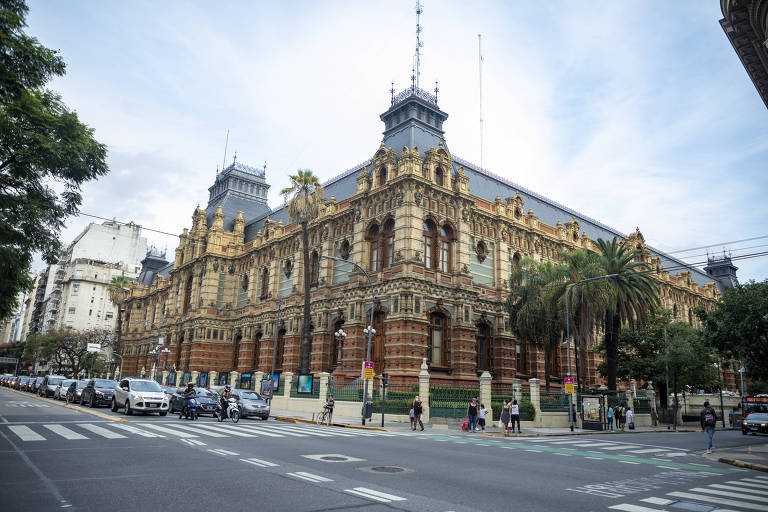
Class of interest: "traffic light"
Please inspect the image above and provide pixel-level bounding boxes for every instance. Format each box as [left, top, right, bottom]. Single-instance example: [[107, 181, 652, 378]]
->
[[382, 373, 389, 385]]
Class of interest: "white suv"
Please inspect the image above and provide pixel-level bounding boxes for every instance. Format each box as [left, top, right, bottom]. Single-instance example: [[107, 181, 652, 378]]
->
[[111, 378, 169, 416]]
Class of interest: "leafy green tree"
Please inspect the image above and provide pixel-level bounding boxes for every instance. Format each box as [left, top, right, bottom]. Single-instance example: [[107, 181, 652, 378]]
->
[[697, 280, 768, 377], [507, 257, 564, 391], [0, 0, 109, 321], [280, 169, 324, 375], [594, 238, 658, 391]]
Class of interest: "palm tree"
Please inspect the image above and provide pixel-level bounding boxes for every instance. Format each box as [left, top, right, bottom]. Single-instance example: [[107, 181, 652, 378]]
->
[[507, 257, 565, 391], [280, 169, 325, 375], [107, 275, 132, 307], [595, 238, 658, 391]]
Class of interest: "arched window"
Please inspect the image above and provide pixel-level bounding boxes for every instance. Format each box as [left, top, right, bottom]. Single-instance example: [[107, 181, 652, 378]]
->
[[435, 166, 444, 186], [310, 251, 320, 287], [429, 312, 450, 367], [367, 223, 380, 271], [476, 322, 493, 372], [232, 331, 242, 370], [183, 275, 193, 314], [378, 166, 387, 186], [422, 219, 437, 268], [438, 224, 453, 272], [274, 328, 285, 371], [383, 219, 394, 268], [260, 267, 270, 299], [252, 331, 262, 370]]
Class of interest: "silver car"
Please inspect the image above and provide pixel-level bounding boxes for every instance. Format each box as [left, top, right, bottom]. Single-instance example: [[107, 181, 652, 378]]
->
[[39, 375, 66, 398], [55, 379, 76, 400]]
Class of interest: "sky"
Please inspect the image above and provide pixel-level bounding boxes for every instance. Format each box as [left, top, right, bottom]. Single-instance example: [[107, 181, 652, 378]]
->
[[26, 1, 768, 281]]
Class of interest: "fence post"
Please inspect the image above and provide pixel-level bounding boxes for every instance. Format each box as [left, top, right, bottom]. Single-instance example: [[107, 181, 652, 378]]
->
[[479, 371, 492, 421], [283, 371, 293, 399], [528, 378, 542, 426], [418, 358, 430, 423], [318, 372, 330, 404], [209, 370, 218, 386], [254, 371, 264, 391], [161, 370, 169, 385], [512, 378, 522, 400], [191, 370, 199, 385], [229, 371, 239, 388]]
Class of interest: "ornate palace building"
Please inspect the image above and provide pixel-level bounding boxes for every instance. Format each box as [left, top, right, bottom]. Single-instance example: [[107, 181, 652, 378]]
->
[[120, 86, 731, 389]]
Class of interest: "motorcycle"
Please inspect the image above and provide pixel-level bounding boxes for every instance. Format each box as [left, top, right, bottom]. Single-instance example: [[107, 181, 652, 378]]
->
[[180, 395, 198, 420], [217, 397, 240, 423]]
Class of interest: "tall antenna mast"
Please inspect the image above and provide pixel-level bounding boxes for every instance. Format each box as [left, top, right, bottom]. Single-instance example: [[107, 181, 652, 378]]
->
[[414, 1, 423, 89], [478, 34, 484, 169], [222, 129, 230, 171]]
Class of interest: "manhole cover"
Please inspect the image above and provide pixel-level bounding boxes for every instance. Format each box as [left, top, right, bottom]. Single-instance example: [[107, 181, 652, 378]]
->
[[371, 466, 405, 473], [321, 456, 348, 461]]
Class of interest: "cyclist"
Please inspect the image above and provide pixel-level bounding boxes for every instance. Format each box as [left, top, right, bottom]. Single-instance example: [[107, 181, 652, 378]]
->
[[322, 394, 334, 425], [218, 384, 233, 421]]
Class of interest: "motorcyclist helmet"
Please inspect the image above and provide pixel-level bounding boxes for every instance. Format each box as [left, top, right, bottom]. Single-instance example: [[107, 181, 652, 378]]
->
[[187, 382, 194, 388], [224, 385, 231, 391]]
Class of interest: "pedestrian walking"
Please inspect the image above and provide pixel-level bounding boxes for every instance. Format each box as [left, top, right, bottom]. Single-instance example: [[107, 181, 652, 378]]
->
[[409, 406, 415, 430], [701, 400, 717, 453], [478, 403, 487, 432], [607, 405, 614, 431], [617, 405, 625, 431], [500, 399, 511, 436], [412, 396, 424, 431], [467, 397, 478, 433], [509, 399, 521, 433], [626, 407, 634, 430]]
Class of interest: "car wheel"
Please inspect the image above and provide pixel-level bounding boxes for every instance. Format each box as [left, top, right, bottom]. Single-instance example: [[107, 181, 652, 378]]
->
[[125, 401, 133, 416], [111, 398, 118, 412]]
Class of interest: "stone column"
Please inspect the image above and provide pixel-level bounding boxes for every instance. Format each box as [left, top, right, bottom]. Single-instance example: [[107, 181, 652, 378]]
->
[[114, 368, 120, 381], [282, 371, 293, 398], [209, 371, 218, 387], [630, 379, 638, 398], [418, 358, 430, 423], [318, 372, 330, 404], [254, 371, 264, 392], [479, 371, 493, 421], [512, 378, 523, 400], [230, 371, 239, 388], [162, 370, 169, 385], [528, 378, 542, 426], [140, 366, 146, 379], [191, 370, 199, 386]]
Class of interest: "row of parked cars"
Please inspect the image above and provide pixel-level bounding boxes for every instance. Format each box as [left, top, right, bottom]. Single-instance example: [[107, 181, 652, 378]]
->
[[0, 373, 270, 420]]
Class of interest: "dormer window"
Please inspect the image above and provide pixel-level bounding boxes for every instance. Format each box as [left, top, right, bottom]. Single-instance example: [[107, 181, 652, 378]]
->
[[378, 167, 387, 186], [435, 167, 444, 186]]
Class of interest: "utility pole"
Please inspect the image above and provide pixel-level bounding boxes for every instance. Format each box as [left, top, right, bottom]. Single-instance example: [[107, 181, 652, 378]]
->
[[267, 297, 282, 405]]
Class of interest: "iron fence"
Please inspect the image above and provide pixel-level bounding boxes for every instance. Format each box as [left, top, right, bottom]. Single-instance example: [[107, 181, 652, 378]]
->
[[429, 384, 478, 418], [329, 378, 364, 402]]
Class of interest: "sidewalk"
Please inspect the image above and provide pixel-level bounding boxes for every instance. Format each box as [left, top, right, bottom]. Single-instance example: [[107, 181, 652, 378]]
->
[[704, 439, 768, 473]]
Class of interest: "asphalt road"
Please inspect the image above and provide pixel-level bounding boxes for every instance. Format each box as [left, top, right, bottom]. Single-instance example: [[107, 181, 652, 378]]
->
[[1, 387, 767, 512]]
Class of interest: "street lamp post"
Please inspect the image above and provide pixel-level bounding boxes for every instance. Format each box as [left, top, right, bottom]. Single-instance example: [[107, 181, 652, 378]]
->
[[738, 366, 745, 413], [333, 329, 347, 372], [564, 273, 619, 432], [149, 334, 170, 383], [714, 362, 726, 428], [321, 254, 375, 426]]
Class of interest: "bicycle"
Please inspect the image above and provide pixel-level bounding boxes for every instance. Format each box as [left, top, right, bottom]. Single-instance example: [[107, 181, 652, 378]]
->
[[315, 407, 332, 426]]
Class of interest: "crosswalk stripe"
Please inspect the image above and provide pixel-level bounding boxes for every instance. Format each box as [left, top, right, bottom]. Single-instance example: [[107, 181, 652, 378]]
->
[[667, 491, 768, 511], [110, 423, 164, 437], [754, 476, 768, 481], [43, 424, 87, 440], [301, 426, 355, 437], [8, 425, 45, 441], [726, 480, 768, 489], [287, 472, 333, 483], [139, 424, 198, 438], [78, 423, 126, 439], [182, 423, 257, 437], [640, 498, 675, 505], [690, 488, 768, 502], [240, 457, 279, 467], [164, 424, 229, 437], [570, 443, 617, 447], [346, 487, 406, 502], [602, 445, 641, 451], [248, 426, 307, 437], [709, 484, 768, 496], [742, 478, 768, 484], [609, 504, 669, 512], [627, 448, 668, 454], [223, 425, 284, 437], [549, 440, 592, 445]]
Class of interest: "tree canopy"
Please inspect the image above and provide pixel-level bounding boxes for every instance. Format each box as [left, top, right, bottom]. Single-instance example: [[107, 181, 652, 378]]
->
[[0, 0, 108, 321]]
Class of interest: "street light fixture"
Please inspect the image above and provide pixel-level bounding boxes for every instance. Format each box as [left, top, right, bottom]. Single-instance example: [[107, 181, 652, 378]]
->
[[713, 362, 726, 428], [321, 254, 376, 425], [333, 328, 347, 372], [149, 333, 170, 382]]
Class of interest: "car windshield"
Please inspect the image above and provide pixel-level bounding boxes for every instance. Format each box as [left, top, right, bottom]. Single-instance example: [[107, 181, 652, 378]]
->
[[130, 381, 162, 392], [47, 377, 64, 385], [94, 380, 118, 389], [748, 413, 768, 421], [194, 388, 215, 397], [61, 380, 74, 387], [75, 381, 87, 389], [238, 391, 261, 400]]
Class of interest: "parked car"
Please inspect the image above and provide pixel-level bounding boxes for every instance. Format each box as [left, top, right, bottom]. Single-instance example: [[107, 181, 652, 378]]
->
[[55, 379, 75, 400], [65, 380, 88, 403], [6, 376, 19, 388], [30, 376, 44, 393], [39, 375, 66, 398], [80, 379, 118, 407], [232, 389, 270, 420], [169, 387, 218, 416], [111, 378, 169, 416], [17, 376, 30, 391], [742, 413, 768, 435]]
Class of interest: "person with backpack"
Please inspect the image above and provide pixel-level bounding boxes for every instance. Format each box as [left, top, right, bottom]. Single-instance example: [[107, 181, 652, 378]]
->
[[701, 400, 717, 454]]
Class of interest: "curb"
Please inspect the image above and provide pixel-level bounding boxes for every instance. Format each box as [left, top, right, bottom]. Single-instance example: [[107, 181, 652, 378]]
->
[[3, 387, 127, 422], [718, 457, 768, 473], [271, 414, 388, 431], [481, 429, 699, 438]]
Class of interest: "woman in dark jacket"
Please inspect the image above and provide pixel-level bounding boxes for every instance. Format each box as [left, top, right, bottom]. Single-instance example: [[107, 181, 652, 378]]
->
[[500, 399, 511, 436]]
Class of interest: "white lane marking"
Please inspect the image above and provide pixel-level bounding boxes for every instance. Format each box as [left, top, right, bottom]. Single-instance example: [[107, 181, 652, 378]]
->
[[77, 424, 126, 439], [189, 423, 258, 437], [345, 487, 407, 503], [584, 457, 604, 460], [553, 453, 572, 456], [549, 440, 593, 445], [239, 457, 279, 467], [163, 424, 229, 437], [754, 476, 768, 481], [301, 426, 355, 437], [241, 425, 307, 437], [742, 478, 768, 484], [618, 461, 641, 465], [626, 448, 668, 454], [110, 423, 164, 438], [208, 448, 239, 456], [726, 480, 768, 489], [640, 497, 675, 505], [179, 438, 206, 446], [138, 424, 198, 438], [667, 491, 768, 511], [286, 472, 333, 483], [8, 425, 45, 441], [570, 443, 617, 447], [43, 424, 87, 440], [602, 445, 641, 451], [525, 449, 542, 452], [658, 452, 687, 457], [690, 488, 768, 502], [656, 466, 679, 470], [609, 504, 670, 512], [709, 484, 768, 496], [223, 425, 284, 437]]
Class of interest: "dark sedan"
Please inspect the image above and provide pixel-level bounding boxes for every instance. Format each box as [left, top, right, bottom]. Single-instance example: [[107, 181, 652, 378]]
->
[[233, 389, 270, 420], [80, 379, 118, 407], [742, 413, 768, 435], [30, 377, 44, 393], [65, 380, 88, 403], [16, 376, 30, 391], [169, 387, 219, 416]]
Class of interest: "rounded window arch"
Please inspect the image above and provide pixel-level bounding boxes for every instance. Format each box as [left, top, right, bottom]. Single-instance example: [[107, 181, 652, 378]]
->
[[435, 166, 444, 186], [260, 267, 270, 299], [438, 223, 454, 272], [422, 219, 437, 268], [428, 310, 450, 366], [310, 250, 320, 287], [366, 223, 381, 271], [378, 166, 387, 186]]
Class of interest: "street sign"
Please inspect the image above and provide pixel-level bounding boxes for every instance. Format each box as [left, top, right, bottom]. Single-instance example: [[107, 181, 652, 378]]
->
[[363, 361, 374, 380], [565, 383, 574, 394], [86, 343, 101, 353], [565, 377, 574, 384], [0, 357, 18, 364]]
